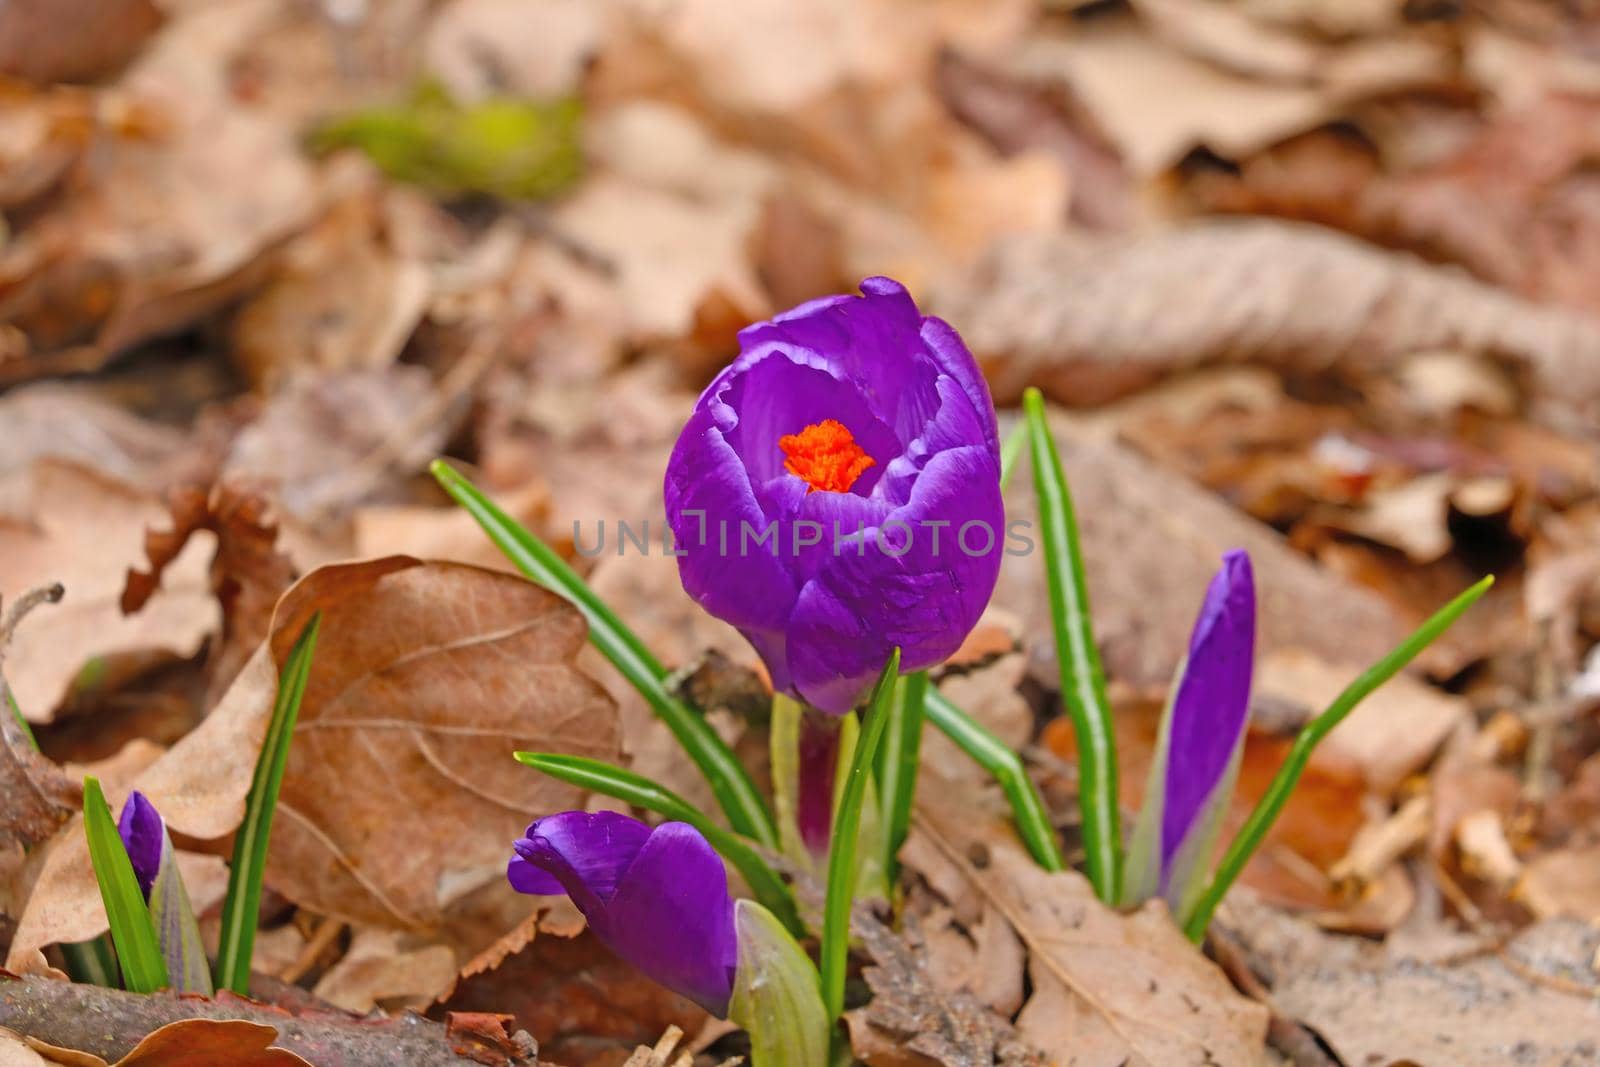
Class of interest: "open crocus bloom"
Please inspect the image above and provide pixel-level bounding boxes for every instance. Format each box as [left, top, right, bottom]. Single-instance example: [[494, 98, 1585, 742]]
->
[[665, 277, 1004, 714], [509, 811, 738, 1015], [1127, 549, 1256, 915]]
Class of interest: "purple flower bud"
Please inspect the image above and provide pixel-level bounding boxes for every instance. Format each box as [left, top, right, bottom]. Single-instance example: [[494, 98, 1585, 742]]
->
[[509, 811, 738, 1015], [665, 278, 1004, 713], [1159, 550, 1256, 902], [117, 790, 164, 901]]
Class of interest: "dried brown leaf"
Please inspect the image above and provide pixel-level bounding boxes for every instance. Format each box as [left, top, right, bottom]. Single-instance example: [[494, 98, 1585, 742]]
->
[[939, 220, 1600, 430], [0, 460, 217, 721], [914, 799, 1270, 1067], [260, 556, 620, 928], [996, 429, 1404, 691], [1226, 898, 1600, 1067], [123, 481, 297, 702], [846, 910, 1043, 1067]]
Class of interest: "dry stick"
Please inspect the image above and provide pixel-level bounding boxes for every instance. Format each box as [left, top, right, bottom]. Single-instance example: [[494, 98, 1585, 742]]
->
[[0, 975, 541, 1066]]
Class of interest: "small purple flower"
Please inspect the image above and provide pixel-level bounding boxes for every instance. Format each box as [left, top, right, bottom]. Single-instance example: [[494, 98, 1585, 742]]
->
[[118, 790, 164, 901], [1139, 550, 1255, 909], [665, 278, 1004, 714], [509, 811, 738, 1015], [115, 790, 212, 994]]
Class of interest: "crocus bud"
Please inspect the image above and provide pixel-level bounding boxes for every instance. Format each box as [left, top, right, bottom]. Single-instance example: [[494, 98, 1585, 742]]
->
[[665, 278, 1004, 714], [1125, 550, 1256, 920], [117, 790, 213, 995], [510, 811, 738, 1014], [510, 811, 827, 1066]]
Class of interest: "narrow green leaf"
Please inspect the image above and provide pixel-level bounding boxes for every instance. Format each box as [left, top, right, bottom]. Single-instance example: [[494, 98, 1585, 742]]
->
[[923, 689, 1064, 872], [833, 713, 888, 902], [1122, 658, 1181, 906], [215, 614, 320, 995], [821, 649, 900, 1024], [876, 670, 927, 884], [431, 460, 776, 849], [1183, 575, 1495, 941], [58, 937, 118, 987], [729, 899, 829, 1067], [1023, 387, 1121, 903], [82, 777, 167, 993], [515, 752, 803, 939]]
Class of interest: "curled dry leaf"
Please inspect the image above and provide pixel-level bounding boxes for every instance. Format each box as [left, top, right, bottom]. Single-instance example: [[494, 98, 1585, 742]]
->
[[938, 219, 1600, 431], [0, 459, 218, 722], [912, 796, 1270, 1067], [122, 481, 297, 702], [262, 556, 620, 928], [0, 0, 163, 85]]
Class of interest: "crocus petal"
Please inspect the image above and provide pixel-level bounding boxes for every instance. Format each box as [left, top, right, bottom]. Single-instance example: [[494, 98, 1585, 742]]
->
[[599, 822, 738, 1015], [117, 790, 164, 900], [511, 810, 652, 914], [509, 813, 738, 1016], [1160, 550, 1256, 885], [787, 446, 1004, 712]]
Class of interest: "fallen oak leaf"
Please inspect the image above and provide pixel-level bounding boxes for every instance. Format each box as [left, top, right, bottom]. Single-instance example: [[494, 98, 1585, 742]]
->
[[913, 795, 1270, 1067], [265, 556, 620, 928]]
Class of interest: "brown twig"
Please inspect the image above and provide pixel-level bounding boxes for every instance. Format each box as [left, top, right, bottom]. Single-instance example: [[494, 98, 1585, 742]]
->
[[0, 974, 540, 1066]]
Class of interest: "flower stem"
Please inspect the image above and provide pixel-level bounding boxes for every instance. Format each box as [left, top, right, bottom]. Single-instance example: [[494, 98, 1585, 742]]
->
[[924, 688, 1064, 871], [431, 460, 777, 849], [1023, 388, 1121, 903], [1182, 575, 1494, 941], [821, 650, 900, 1024]]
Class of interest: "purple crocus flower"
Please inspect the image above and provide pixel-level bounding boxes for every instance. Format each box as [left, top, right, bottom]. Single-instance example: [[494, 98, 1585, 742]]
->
[[116, 790, 213, 994], [118, 790, 164, 901], [1128, 550, 1256, 913], [509, 811, 738, 1015], [665, 277, 1004, 714]]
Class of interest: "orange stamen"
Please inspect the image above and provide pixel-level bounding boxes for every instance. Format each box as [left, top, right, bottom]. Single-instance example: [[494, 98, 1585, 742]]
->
[[779, 419, 875, 494]]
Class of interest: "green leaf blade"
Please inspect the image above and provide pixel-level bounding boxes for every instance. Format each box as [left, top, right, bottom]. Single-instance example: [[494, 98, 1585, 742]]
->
[[923, 688, 1064, 872], [1023, 388, 1121, 902], [431, 460, 776, 849], [821, 649, 900, 1024], [82, 777, 167, 993], [214, 613, 320, 995], [876, 670, 927, 884]]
